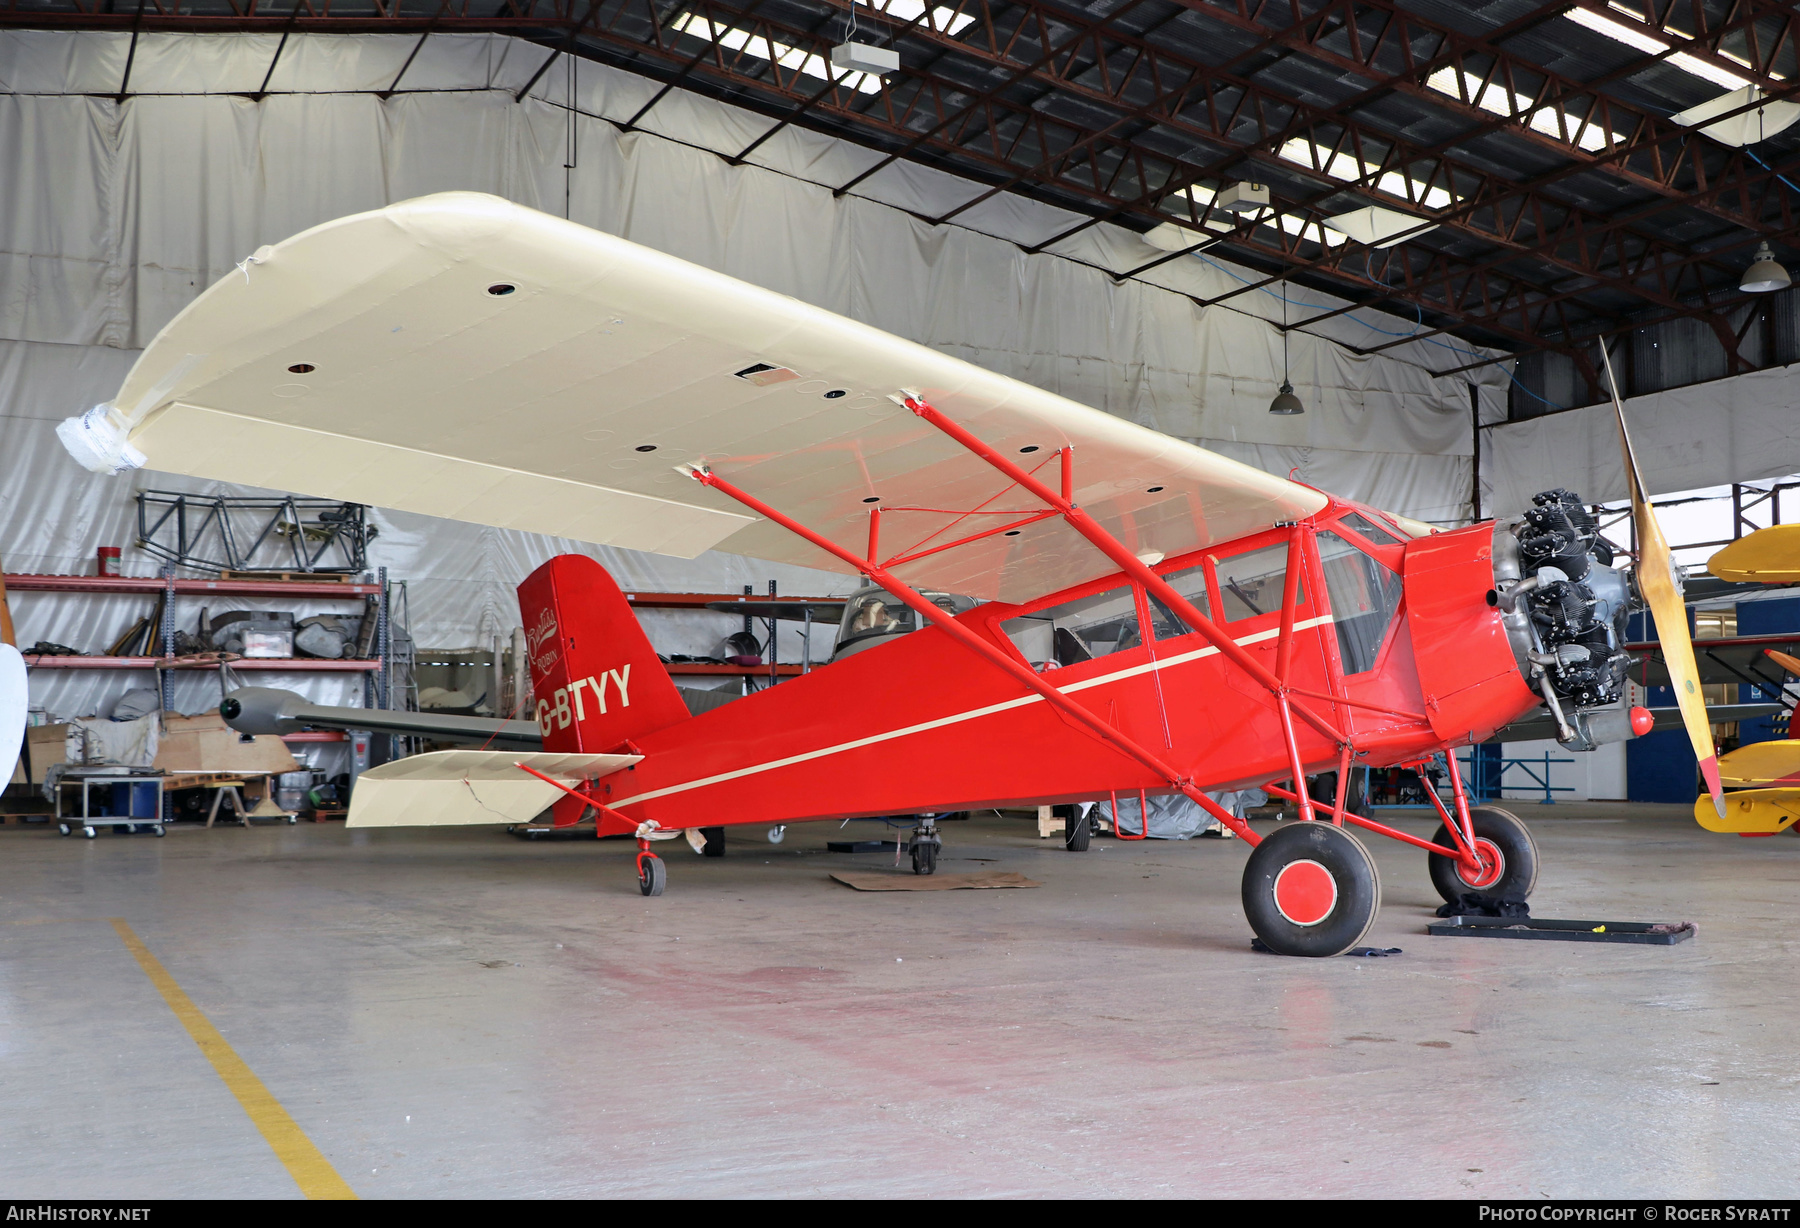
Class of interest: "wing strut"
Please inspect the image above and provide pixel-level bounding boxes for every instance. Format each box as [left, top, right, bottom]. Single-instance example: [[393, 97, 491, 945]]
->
[[689, 462, 1262, 844], [690, 397, 1365, 843], [902, 398, 1347, 747]]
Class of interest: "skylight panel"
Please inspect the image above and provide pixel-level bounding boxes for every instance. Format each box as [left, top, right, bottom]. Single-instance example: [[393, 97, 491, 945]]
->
[[854, 0, 976, 37], [1564, 6, 1753, 92], [672, 13, 885, 94], [1163, 186, 1348, 248], [1425, 67, 1620, 152], [1276, 139, 1460, 210]]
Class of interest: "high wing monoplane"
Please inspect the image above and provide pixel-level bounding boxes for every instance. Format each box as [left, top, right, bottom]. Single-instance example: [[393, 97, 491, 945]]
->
[[57, 192, 1735, 955]]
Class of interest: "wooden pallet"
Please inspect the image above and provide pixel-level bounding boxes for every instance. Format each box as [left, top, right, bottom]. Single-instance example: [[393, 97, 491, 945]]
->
[[0, 813, 52, 826], [308, 808, 348, 823], [219, 570, 360, 584]]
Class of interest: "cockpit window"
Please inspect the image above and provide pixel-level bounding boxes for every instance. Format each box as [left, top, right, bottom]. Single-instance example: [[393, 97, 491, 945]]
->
[[1317, 531, 1404, 674], [1146, 563, 1207, 639], [1038, 585, 1143, 666], [1216, 543, 1300, 622], [833, 587, 978, 660], [1338, 511, 1404, 547], [838, 592, 918, 651]]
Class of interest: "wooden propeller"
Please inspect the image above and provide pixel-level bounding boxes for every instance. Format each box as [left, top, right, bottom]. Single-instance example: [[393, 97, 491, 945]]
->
[[1598, 343, 1724, 818]]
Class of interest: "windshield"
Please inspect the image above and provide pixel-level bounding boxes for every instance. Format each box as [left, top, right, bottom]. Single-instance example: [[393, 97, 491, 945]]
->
[[1317, 530, 1404, 674]]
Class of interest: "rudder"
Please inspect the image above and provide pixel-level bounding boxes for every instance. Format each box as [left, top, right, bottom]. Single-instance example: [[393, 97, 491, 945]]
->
[[518, 554, 691, 754]]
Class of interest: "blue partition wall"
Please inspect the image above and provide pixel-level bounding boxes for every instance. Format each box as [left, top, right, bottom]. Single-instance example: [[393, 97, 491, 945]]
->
[[1736, 596, 1800, 747], [1626, 608, 1698, 803]]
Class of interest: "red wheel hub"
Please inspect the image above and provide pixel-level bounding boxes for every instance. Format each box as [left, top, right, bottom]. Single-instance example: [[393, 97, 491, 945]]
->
[[1272, 859, 1338, 926], [1455, 837, 1505, 890]]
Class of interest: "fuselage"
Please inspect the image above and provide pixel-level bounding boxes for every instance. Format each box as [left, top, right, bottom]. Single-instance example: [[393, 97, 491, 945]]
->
[[589, 498, 1540, 833]]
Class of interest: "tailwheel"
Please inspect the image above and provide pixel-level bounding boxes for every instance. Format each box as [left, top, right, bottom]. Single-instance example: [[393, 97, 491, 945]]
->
[[910, 839, 938, 875], [1428, 805, 1537, 904], [909, 815, 942, 875], [1060, 804, 1090, 852], [1241, 821, 1381, 957], [637, 852, 666, 897]]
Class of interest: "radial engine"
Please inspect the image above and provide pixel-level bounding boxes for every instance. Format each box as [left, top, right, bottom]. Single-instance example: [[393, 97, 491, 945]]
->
[[1492, 489, 1640, 750]]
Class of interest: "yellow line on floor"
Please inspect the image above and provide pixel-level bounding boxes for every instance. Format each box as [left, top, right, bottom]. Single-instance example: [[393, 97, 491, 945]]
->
[[109, 918, 358, 1200]]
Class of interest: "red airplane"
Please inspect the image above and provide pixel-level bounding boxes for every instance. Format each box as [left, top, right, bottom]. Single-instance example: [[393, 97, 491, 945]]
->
[[63, 192, 1719, 957]]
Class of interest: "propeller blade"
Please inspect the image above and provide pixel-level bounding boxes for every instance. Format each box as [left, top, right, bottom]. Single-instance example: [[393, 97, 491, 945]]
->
[[1599, 343, 1724, 817], [1764, 647, 1800, 677]]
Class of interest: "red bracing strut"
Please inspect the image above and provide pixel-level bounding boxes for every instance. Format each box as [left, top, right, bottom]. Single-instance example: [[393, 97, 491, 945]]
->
[[689, 465, 1260, 845], [906, 398, 1347, 751]]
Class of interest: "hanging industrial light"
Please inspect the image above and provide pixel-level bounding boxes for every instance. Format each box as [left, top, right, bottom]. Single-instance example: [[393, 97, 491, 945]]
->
[[1269, 280, 1305, 415], [1740, 242, 1791, 294]]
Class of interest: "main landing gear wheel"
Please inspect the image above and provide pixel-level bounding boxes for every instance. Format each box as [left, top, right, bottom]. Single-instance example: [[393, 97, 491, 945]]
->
[[1241, 821, 1381, 957], [1428, 805, 1538, 904], [637, 853, 666, 897], [700, 826, 725, 858], [1060, 804, 1090, 852]]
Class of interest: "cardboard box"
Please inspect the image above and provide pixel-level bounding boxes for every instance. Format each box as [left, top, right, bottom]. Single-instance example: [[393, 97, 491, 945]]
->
[[152, 713, 298, 775], [9, 714, 297, 784], [10, 723, 76, 786]]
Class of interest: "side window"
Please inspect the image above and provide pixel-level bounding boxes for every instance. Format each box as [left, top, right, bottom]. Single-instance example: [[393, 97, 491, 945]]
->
[[1039, 585, 1143, 665], [1148, 563, 1208, 638], [1215, 543, 1300, 622], [1317, 531, 1404, 674]]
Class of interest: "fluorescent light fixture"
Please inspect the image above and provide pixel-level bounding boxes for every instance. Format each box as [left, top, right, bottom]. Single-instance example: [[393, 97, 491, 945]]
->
[[1163, 184, 1348, 248], [1322, 205, 1436, 248], [1277, 138, 1460, 209], [1564, 6, 1753, 91], [1670, 85, 1800, 146], [853, 0, 976, 37], [831, 42, 899, 75], [672, 12, 884, 94], [1425, 66, 1621, 151]]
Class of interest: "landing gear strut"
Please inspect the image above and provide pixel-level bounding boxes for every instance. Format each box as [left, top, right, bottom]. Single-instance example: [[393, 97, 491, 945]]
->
[[908, 816, 941, 875], [1427, 805, 1537, 904]]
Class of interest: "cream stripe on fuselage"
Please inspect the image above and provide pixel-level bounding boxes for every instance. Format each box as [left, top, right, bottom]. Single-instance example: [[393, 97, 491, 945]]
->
[[615, 615, 1337, 808]]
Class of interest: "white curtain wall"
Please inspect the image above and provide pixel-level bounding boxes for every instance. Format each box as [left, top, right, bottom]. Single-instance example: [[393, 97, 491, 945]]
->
[[1482, 363, 1800, 516], [1, 30, 1499, 722]]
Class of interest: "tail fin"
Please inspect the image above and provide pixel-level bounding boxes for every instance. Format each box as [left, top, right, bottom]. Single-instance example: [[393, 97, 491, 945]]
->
[[518, 554, 690, 754]]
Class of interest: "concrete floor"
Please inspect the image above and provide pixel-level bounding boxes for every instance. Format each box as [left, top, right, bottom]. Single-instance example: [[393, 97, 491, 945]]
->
[[0, 804, 1795, 1200]]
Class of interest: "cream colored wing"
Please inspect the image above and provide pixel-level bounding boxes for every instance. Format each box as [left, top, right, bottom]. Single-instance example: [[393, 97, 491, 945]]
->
[[96, 192, 1325, 604], [345, 749, 639, 827]]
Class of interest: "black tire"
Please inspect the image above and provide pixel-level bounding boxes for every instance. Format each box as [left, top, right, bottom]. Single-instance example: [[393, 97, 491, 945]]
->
[[154, 825, 166, 837], [1428, 805, 1538, 904], [1241, 821, 1381, 957], [1308, 769, 1370, 818], [911, 840, 937, 876], [58, 823, 70, 837], [637, 854, 666, 897], [700, 826, 725, 858], [1061, 805, 1090, 851]]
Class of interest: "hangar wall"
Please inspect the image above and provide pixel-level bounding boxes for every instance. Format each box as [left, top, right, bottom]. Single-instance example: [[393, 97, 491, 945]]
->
[[0, 30, 1501, 719], [1482, 362, 1800, 515]]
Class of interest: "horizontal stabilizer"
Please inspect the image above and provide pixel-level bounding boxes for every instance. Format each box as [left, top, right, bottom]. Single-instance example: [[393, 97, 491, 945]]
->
[[1696, 788, 1800, 834], [1717, 739, 1800, 788], [346, 750, 639, 827]]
